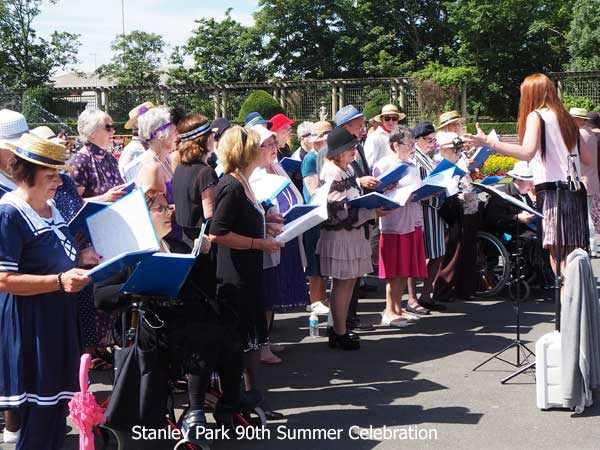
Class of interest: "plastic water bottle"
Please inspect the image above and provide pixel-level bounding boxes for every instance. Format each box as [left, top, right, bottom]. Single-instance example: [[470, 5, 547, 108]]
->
[[309, 313, 319, 337]]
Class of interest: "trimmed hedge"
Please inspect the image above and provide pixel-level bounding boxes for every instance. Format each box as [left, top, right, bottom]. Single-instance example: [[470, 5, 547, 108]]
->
[[466, 122, 516, 135], [237, 90, 284, 123]]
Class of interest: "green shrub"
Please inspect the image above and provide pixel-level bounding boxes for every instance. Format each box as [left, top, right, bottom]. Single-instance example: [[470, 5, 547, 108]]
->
[[22, 88, 56, 123], [237, 90, 284, 122], [562, 94, 595, 112]]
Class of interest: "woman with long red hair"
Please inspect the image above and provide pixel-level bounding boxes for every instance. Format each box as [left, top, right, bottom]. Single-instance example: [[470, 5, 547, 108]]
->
[[465, 73, 588, 273]]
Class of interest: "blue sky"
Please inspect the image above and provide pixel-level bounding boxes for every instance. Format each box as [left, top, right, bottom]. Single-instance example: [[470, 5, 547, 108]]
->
[[35, 0, 259, 72]]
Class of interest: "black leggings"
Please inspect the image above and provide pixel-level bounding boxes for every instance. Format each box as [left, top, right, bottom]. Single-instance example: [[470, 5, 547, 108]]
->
[[138, 302, 243, 411]]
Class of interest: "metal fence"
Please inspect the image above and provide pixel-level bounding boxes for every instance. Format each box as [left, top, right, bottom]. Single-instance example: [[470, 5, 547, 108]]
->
[[0, 77, 455, 127], [552, 71, 600, 109]]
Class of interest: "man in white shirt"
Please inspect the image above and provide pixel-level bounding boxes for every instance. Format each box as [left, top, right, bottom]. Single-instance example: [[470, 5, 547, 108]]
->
[[363, 104, 405, 169]]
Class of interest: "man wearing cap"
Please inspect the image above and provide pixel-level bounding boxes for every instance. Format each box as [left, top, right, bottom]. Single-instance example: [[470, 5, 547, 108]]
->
[[118, 101, 155, 177], [363, 104, 406, 169], [410, 122, 447, 311], [570, 107, 599, 255]]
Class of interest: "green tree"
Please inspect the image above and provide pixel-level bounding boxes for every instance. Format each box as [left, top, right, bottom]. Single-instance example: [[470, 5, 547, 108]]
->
[[168, 9, 268, 84], [237, 90, 284, 122], [0, 0, 80, 89], [446, 0, 574, 118], [566, 0, 600, 71], [96, 31, 166, 87], [254, 0, 352, 79]]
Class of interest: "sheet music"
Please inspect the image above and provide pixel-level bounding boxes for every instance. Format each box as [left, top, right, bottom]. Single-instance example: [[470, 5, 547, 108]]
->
[[249, 168, 291, 203], [86, 188, 159, 261]]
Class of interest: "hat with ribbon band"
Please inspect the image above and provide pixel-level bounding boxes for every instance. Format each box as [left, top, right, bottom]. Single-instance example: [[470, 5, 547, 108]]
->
[[7, 133, 70, 169]]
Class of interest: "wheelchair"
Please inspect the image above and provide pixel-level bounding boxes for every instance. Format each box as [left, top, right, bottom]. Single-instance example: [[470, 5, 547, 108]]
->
[[474, 228, 545, 301], [96, 298, 267, 450]]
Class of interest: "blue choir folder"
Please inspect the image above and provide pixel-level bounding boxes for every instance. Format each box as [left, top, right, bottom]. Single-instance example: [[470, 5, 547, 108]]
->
[[87, 248, 157, 283], [430, 159, 466, 178], [347, 192, 401, 210], [410, 184, 447, 203], [119, 180, 137, 194], [375, 163, 410, 193], [479, 175, 509, 185], [68, 201, 110, 238], [120, 253, 196, 297], [283, 204, 319, 224], [280, 157, 302, 173], [470, 147, 493, 171]]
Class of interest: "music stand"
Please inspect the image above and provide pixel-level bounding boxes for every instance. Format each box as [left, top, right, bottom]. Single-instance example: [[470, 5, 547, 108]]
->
[[471, 182, 544, 380]]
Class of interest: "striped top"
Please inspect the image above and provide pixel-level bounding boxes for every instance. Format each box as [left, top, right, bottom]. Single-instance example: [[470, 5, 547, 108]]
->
[[414, 147, 446, 259]]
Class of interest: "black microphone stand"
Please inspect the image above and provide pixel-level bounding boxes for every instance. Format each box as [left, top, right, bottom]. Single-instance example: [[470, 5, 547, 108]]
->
[[472, 184, 536, 380], [500, 182, 562, 383]]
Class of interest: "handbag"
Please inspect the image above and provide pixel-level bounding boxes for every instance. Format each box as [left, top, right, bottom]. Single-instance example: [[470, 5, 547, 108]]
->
[[104, 310, 169, 431]]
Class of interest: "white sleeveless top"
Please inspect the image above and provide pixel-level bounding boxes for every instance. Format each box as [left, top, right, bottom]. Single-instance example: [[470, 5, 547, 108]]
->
[[531, 108, 581, 184]]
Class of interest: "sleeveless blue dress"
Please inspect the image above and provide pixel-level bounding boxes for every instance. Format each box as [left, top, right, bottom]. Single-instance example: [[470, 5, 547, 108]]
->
[[0, 192, 81, 408]]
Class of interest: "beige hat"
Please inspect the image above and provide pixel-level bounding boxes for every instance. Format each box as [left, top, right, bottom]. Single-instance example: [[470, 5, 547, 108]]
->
[[374, 104, 406, 122], [310, 121, 333, 143], [30, 125, 56, 140], [438, 110, 465, 129], [6, 133, 70, 169], [125, 101, 156, 129], [569, 107, 588, 120]]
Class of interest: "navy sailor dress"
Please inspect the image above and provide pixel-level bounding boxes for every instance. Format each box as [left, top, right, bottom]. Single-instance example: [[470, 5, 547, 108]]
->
[[0, 192, 81, 409]]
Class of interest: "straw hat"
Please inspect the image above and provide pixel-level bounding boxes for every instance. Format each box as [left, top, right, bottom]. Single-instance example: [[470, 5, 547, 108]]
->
[[373, 104, 406, 122], [0, 109, 29, 147], [125, 101, 156, 129], [438, 110, 465, 129], [569, 107, 588, 120], [507, 161, 533, 181], [6, 133, 70, 169]]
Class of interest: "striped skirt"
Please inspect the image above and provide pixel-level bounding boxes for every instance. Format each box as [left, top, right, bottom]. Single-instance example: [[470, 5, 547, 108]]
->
[[536, 182, 589, 259], [422, 202, 446, 259]]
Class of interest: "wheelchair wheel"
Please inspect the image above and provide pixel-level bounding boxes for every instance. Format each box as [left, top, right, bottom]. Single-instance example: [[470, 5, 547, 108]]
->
[[474, 231, 511, 297]]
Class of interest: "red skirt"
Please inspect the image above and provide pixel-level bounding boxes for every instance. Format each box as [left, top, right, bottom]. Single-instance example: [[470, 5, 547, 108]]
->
[[379, 227, 427, 279]]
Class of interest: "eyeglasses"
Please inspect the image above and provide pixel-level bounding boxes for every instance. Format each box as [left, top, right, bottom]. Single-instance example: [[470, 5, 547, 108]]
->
[[382, 115, 399, 122], [151, 204, 173, 214], [104, 124, 116, 131], [261, 140, 277, 149]]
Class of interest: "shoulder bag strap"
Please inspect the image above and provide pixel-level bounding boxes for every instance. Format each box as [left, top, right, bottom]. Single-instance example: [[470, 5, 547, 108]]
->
[[534, 111, 546, 159]]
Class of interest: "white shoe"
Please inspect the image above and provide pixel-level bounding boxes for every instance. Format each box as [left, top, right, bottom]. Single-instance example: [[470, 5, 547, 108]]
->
[[381, 312, 410, 328], [400, 312, 420, 322], [3, 428, 20, 444], [306, 301, 330, 315]]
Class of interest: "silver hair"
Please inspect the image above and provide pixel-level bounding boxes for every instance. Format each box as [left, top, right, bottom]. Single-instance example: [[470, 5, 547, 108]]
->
[[77, 108, 111, 143], [137, 106, 171, 143], [389, 125, 414, 146], [297, 121, 314, 139]]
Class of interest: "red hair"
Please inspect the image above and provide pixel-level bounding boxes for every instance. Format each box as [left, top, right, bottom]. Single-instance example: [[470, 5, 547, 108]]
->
[[517, 73, 578, 153]]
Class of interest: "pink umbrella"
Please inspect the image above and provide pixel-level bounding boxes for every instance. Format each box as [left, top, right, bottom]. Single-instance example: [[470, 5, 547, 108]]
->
[[68, 353, 106, 450]]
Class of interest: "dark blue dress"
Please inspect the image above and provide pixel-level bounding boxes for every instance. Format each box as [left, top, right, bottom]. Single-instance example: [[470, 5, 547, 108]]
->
[[0, 193, 80, 409]]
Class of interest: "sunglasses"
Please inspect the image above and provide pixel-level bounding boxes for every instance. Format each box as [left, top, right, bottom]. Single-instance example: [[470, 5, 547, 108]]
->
[[151, 204, 173, 214], [104, 124, 116, 131], [382, 115, 399, 122]]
